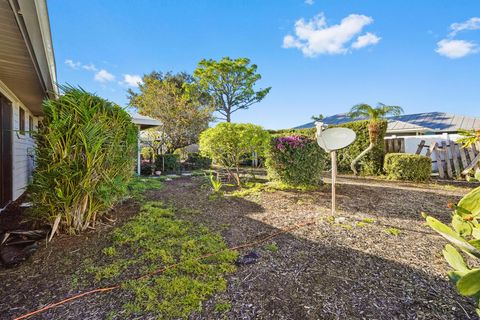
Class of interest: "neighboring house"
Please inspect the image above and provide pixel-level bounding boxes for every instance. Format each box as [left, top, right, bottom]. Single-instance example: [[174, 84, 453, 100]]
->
[[296, 112, 480, 136], [0, 0, 56, 209]]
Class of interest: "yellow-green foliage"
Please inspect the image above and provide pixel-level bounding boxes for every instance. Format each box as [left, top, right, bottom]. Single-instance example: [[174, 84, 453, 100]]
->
[[384, 153, 431, 181], [29, 86, 138, 234], [426, 185, 480, 316], [89, 201, 237, 319], [127, 177, 164, 201]]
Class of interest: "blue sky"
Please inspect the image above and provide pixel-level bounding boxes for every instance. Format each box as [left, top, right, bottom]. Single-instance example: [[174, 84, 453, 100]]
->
[[49, 0, 480, 129]]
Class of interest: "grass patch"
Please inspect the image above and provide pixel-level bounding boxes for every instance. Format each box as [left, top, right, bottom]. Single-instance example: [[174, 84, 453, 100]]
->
[[384, 227, 401, 236], [128, 177, 164, 201], [361, 217, 375, 224], [214, 301, 232, 313], [264, 243, 279, 252], [86, 201, 238, 319]]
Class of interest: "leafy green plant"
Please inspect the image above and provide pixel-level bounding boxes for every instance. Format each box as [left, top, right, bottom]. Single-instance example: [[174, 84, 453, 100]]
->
[[457, 129, 480, 148], [29, 86, 138, 235], [425, 185, 480, 315], [88, 201, 237, 318], [264, 243, 279, 252], [384, 153, 432, 181], [208, 172, 223, 193], [199, 123, 270, 185], [265, 135, 325, 186]]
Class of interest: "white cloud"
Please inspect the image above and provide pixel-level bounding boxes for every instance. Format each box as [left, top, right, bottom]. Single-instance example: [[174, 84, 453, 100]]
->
[[352, 32, 381, 49], [282, 13, 380, 56], [65, 59, 81, 69], [82, 63, 97, 72], [449, 17, 480, 37], [435, 39, 478, 59], [305, 0, 314, 5], [94, 69, 115, 82], [121, 74, 143, 87]]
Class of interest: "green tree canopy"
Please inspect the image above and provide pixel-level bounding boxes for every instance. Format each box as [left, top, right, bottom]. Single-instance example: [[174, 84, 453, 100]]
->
[[191, 57, 271, 122], [199, 122, 270, 185], [128, 71, 213, 153]]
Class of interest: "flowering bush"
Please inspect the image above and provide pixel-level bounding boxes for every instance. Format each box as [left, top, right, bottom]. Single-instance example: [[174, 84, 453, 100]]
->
[[265, 135, 326, 186]]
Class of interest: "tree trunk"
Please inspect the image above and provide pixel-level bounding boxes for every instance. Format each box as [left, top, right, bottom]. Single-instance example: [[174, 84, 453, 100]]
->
[[226, 113, 231, 122], [350, 142, 375, 175]]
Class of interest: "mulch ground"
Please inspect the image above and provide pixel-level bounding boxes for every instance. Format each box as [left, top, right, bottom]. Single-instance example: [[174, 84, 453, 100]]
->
[[0, 175, 477, 319]]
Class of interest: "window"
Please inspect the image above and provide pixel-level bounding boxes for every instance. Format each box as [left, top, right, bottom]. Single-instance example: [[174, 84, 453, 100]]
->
[[29, 116, 33, 137], [19, 108, 25, 135]]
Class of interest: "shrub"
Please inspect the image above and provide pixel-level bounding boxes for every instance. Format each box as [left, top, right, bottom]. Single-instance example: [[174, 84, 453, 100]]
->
[[183, 152, 212, 170], [155, 154, 180, 173], [425, 186, 480, 315], [265, 135, 326, 186], [140, 162, 154, 176], [199, 123, 270, 185], [29, 86, 138, 234], [269, 120, 387, 175], [384, 153, 431, 181]]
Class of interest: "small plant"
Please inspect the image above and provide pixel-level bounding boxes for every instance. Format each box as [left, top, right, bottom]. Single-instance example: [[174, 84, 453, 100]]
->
[[208, 172, 223, 193], [214, 301, 232, 313], [362, 217, 375, 224], [264, 243, 279, 252], [384, 227, 401, 236]]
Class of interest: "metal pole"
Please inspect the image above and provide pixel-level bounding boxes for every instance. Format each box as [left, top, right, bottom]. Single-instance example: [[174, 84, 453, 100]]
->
[[331, 150, 337, 215]]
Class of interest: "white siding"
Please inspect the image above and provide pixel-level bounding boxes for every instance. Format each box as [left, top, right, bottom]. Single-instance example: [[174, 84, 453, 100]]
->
[[0, 81, 38, 201]]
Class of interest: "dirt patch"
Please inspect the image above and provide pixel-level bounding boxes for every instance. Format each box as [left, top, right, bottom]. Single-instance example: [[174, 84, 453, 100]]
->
[[1, 176, 476, 319], [152, 176, 475, 319]]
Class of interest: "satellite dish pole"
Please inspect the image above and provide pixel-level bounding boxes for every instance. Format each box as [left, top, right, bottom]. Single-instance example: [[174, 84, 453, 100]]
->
[[315, 122, 356, 215]]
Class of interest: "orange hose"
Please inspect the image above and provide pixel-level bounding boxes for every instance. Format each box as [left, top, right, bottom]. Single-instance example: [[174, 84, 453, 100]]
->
[[12, 219, 316, 320]]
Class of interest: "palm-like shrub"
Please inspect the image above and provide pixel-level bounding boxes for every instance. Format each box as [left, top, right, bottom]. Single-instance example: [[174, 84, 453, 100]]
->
[[30, 87, 138, 234], [348, 103, 403, 174]]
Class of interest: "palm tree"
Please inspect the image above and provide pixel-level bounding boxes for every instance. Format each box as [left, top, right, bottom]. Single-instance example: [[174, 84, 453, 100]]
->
[[348, 103, 404, 174]]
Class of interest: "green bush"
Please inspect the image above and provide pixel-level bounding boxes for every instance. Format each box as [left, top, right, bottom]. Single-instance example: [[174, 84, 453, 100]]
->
[[199, 123, 270, 185], [265, 135, 326, 186], [30, 86, 138, 234], [270, 120, 387, 175], [384, 153, 431, 181], [155, 154, 180, 173], [183, 152, 212, 170]]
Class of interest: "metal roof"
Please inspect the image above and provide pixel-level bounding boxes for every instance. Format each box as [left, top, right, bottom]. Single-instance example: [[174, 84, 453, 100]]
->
[[295, 112, 480, 133]]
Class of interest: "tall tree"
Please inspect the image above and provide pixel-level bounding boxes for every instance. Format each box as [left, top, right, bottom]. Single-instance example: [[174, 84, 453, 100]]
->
[[191, 57, 271, 122], [348, 103, 403, 174], [128, 72, 213, 153]]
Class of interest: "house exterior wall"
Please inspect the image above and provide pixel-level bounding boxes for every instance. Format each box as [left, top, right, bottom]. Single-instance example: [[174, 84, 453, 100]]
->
[[0, 81, 38, 202]]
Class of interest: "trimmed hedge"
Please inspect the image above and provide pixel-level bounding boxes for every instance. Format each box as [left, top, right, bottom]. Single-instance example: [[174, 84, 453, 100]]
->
[[265, 135, 326, 186], [155, 154, 180, 173], [270, 120, 387, 175], [384, 153, 432, 181]]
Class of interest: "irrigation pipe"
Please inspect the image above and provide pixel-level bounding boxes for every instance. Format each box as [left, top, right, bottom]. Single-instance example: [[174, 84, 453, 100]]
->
[[12, 219, 316, 320]]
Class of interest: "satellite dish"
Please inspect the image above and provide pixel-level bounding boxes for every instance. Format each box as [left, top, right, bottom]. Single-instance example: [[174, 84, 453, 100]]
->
[[316, 127, 356, 152], [315, 123, 357, 215]]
